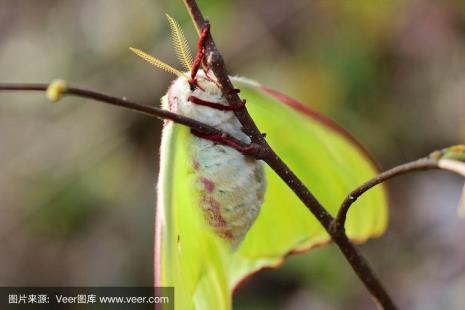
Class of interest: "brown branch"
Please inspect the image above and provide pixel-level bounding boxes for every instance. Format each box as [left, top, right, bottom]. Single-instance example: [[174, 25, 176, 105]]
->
[[183, 1, 397, 309], [332, 158, 439, 234], [184, 0, 268, 146], [0, 83, 258, 155]]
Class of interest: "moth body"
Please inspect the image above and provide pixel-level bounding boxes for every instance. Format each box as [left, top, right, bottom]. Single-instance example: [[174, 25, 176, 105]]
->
[[162, 72, 266, 246], [131, 15, 265, 247]]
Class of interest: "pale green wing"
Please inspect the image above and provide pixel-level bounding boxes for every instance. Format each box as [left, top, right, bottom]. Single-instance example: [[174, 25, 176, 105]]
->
[[156, 78, 388, 308], [157, 121, 232, 309], [230, 77, 387, 286]]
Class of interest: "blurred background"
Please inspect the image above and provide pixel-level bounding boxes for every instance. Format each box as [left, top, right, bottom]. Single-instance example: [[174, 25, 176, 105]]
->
[[0, 0, 464, 309]]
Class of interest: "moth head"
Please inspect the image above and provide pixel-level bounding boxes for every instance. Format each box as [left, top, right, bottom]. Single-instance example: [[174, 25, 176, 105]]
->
[[130, 14, 218, 93]]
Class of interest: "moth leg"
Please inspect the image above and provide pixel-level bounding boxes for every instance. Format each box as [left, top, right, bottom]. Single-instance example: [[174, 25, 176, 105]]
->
[[202, 69, 222, 89], [201, 56, 209, 75], [189, 22, 210, 88], [188, 96, 246, 111], [191, 130, 256, 154]]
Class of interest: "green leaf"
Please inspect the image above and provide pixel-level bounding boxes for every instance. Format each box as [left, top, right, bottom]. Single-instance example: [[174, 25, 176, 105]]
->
[[431, 145, 465, 218], [430, 145, 465, 161], [156, 77, 388, 309]]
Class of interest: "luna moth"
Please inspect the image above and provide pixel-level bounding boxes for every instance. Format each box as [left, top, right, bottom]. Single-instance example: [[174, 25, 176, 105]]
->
[[128, 14, 388, 309]]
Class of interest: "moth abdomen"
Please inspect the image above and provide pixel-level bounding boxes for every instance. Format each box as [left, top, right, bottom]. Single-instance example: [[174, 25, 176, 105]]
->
[[191, 136, 265, 246]]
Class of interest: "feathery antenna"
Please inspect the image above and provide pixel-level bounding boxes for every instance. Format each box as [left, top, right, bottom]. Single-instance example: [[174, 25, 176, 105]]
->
[[166, 14, 193, 71], [129, 47, 189, 79]]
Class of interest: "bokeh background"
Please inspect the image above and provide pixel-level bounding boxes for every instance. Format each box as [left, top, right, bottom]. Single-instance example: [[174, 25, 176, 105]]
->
[[0, 0, 464, 309]]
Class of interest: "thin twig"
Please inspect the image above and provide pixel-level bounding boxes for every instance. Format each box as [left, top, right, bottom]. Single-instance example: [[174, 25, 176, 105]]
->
[[333, 158, 439, 234], [0, 83, 258, 155], [183, 1, 397, 309]]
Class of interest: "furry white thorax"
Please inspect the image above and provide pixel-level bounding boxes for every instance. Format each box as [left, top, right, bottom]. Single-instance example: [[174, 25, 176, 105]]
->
[[164, 71, 250, 144], [161, 71, 266, 246]]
